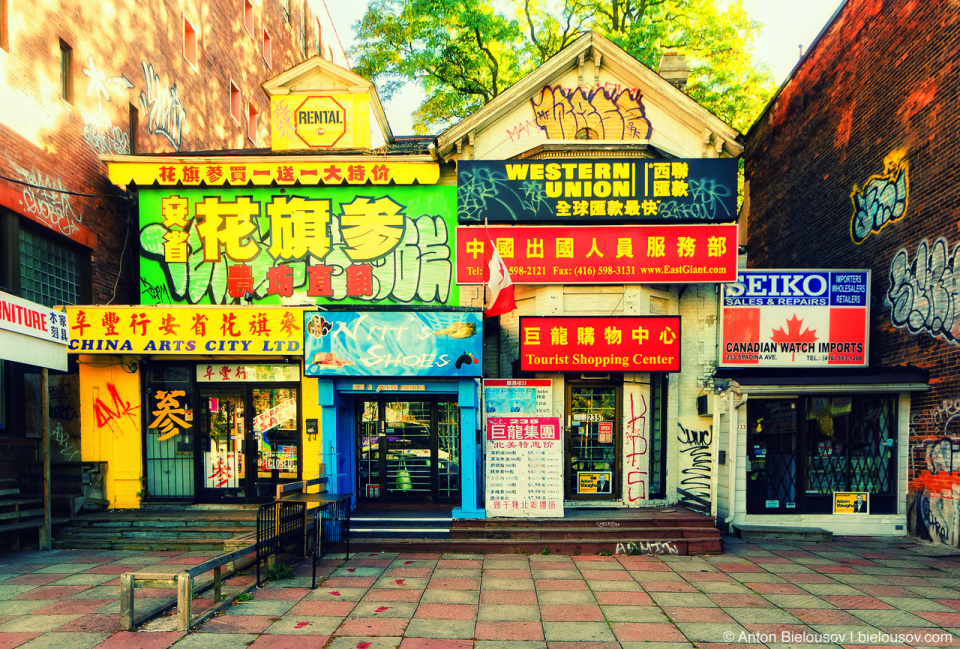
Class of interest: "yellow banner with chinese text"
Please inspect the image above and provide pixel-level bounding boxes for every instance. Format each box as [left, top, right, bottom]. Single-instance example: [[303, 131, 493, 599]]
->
[[65, 306, 306, 355], [271, 93, 370, 151], [107, 160, 439, 187]]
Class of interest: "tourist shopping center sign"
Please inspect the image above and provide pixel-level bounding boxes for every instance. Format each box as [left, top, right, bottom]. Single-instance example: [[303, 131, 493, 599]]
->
[[65, 306, 305, 354], [457, 158, 737, 223], [519, 316, 681, 373], [720, 270, 870, 367], [456, 224, 737, 284]]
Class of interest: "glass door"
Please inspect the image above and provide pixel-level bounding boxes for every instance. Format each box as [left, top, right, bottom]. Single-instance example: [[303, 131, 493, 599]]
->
[[252, 387, 300, 500], [566, 384, 620, 500], [198, 388, 247, 500], [746, 398, 799, 514], [356, 398, 460, 503]]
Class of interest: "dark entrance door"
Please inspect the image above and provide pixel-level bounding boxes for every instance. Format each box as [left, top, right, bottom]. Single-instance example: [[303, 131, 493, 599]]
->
[[197, 384, 300, 502], [565, 383, 621, 501], [357, 398, 460, 504]]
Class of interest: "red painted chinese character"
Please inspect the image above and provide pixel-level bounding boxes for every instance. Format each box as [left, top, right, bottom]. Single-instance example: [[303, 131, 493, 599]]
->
[[205, 166, 224, 183], [345, 264, 373, 297], [158, 314, 179, 336], [322, 165, 342, 182], [182, 166, 200, 183], [130, 313, 150, 336], [159, 166, 176, 183], [234, 366, 247, 379], [72, 310, 90, 336], [203, 365, 214, 380], [219, 366, 232, 380], [249, 313, 270, 336], [102, 312, 120, 336], [229, 166, 247, 182], [266, 265, 294, 297], [226, 264, 254, 299], [279, 312, 301, 337], [347, 165, 366, 182], [277, 165, 294, 182], [192, 313, 209, 336], [307, 265, 334, 297], [371, 164, 389, 182], [221, 313, 241, 337]]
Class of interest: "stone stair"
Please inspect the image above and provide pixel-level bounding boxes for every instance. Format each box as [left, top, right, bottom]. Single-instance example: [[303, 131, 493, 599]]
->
[[52, 505, 259, 552]]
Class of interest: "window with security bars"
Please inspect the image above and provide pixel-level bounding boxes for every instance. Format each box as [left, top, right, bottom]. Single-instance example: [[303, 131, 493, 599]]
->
[[648, 373, 667, 499], [19, 228, 83, 307]]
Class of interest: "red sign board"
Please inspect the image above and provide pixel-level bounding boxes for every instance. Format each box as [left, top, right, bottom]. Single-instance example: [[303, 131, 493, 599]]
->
[[520, 316, 681, 373], [486, 417, 562, 441], [456, 225, 737, 284]]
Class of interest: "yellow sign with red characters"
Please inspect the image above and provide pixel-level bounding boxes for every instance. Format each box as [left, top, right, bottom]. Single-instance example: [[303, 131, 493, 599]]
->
[[271, 93, 369, 151], [66, 306, 306, 355]]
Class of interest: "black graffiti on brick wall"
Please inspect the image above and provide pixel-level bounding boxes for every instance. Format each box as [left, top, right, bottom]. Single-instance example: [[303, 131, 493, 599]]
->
[[677, 423, 711, 514], [887, 237, 960, 345]]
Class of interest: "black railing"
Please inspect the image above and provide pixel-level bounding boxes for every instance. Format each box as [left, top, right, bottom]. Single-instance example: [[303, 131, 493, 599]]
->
[[256, 500, 306, 587], [309, 495, 351, 588]]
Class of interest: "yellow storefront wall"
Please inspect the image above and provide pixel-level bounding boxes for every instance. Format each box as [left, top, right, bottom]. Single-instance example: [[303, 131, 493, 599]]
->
[[301, 378, 323, 486], [79, 357, 143, 509]]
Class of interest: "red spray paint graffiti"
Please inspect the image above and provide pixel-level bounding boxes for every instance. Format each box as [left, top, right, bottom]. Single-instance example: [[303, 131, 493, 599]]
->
[[625, 392, 648, 502]]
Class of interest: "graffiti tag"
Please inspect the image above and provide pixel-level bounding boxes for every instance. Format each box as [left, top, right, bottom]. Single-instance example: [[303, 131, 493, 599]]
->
[[888, 237, 960, 344], [851, 151, 909, 244], [83, 112, 131, 155], [139, 62, 186, 149], [677, 423, 711, 514], [8, 162, 82, 237], [615, 540, 679, 555], [531, 86, 652, 141], [625, 393, 648, 502]]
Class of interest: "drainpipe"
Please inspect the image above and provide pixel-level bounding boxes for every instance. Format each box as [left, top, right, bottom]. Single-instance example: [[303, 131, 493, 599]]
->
[[723, 381, 745, 529], [710, 389, 721, 521]]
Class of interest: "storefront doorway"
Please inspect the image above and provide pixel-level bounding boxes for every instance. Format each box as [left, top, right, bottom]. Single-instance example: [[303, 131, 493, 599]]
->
[[746, 395, 897, 515], [565, 383, 621, 501], [197, 384, 301, 502], [356, 398, 460, 504]]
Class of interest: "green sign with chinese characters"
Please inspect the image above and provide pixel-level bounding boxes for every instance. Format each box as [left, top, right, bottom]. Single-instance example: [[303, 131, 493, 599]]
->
[[138, 186, 459, 306]]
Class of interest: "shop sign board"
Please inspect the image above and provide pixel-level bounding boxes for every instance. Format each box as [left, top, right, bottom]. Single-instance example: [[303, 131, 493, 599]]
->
[[108, 160, 438, 187], [138, 186, 458, 306], [0, 290, 69, 371], [483, 379, 552, 417], [456, 225, 737, 284], [485, 416, 563, 518], [520, 316, 681, 373], [720, 270, 870, 367], [271, 94, 351, 150], [196, 364, 300, 382], [66, 306, 305, 355], [457, 158, 737, 223], [303, 311, 483, 378], [834, 492, 869, 514]]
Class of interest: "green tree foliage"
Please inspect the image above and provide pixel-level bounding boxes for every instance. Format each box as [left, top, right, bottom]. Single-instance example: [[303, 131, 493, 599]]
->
[[351, 0, 776, 134]]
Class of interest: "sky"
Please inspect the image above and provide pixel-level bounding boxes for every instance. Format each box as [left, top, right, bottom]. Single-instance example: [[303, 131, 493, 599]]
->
[[321, 0, 845, 135]]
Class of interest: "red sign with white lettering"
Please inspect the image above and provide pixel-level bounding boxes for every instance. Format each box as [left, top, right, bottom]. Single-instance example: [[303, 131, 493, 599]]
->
[[519, 316, 681, 373], [456, 225, 737, 284]]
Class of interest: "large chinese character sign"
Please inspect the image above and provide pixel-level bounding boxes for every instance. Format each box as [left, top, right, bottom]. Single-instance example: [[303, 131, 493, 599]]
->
[[138, 186, 457, 306], [485, 417, 563, 518], [458, 158, 737, 223], [520, 316, 681, 373]]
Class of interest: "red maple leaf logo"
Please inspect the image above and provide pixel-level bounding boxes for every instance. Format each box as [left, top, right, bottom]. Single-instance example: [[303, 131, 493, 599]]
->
[[770, 314, 818, 343]]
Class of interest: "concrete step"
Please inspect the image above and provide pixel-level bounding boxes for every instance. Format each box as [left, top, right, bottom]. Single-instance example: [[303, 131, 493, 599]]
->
[[448, 525, 720, 541], [735, 524, 833, 542], [349, 535, 722, 556]]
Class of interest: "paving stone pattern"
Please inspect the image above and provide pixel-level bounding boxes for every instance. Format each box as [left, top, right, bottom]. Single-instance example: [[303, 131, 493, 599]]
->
[[0, 537, 960, 647]]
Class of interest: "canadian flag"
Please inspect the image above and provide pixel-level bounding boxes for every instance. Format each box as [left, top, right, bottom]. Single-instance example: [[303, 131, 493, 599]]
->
[[483, 232, 517, 318]]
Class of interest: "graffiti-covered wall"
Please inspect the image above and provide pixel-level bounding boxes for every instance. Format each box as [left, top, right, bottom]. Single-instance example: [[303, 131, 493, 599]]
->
[[744, 0, 960, 543]]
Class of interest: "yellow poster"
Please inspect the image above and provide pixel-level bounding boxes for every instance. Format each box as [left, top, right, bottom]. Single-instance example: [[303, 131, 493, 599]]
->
[[271, 93, 371, 151], [578, 472, 612, 494], [66, 306, 306, 355], [834, 492, 869, 514]]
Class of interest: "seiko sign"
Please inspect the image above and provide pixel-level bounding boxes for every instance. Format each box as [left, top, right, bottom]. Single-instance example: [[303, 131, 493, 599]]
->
[[724, 271, 867, 307]]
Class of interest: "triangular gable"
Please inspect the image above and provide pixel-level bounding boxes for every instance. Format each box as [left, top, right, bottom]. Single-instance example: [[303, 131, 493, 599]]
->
[[436, 31, 742, 161], [262, 56, 393, 150]]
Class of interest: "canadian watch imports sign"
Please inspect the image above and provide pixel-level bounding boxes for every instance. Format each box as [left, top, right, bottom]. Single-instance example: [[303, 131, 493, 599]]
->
[[720, 270, 870, 367]]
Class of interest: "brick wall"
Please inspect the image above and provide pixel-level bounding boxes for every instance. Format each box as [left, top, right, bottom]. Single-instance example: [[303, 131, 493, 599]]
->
[[0, 0, 344, 303], [744, 0, 960, 544]]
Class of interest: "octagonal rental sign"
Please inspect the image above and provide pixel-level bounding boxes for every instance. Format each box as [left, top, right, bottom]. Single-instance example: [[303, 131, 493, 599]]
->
[[294, 96, 347, 148]]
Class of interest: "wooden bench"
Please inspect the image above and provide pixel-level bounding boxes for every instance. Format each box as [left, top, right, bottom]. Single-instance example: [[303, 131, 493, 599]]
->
[[0, 478, 44, 549], [119, 543, 256, 632]]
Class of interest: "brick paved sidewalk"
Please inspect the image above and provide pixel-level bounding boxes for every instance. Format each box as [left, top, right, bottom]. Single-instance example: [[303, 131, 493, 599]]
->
[[1, 536, 960, 648]]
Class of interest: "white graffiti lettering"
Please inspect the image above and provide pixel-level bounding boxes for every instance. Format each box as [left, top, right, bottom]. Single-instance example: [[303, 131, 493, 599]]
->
[[851, 151, 909, 244], [9, 162, 82, 236], [83, 112, 130, 155], [139, 62, 186, 149], [615, 540, 679, 555], [887, 237, 960, 344]]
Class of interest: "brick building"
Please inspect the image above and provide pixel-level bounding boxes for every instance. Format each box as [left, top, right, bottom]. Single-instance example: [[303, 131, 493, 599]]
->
[[742, 0, 959, 542], [0, 0, 345, 544]]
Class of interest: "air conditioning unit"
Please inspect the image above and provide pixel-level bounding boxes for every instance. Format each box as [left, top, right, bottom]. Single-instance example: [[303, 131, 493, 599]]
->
[[696, 394, 713, 417]]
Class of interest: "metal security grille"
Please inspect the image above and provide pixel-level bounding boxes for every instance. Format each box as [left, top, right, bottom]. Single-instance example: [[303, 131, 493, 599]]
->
[[256, 500, 305, 586], [19, 228, 82, 307]]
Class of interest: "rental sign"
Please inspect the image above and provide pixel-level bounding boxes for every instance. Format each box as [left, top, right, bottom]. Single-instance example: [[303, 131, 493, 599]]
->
[[720, 270, 870, 367]]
